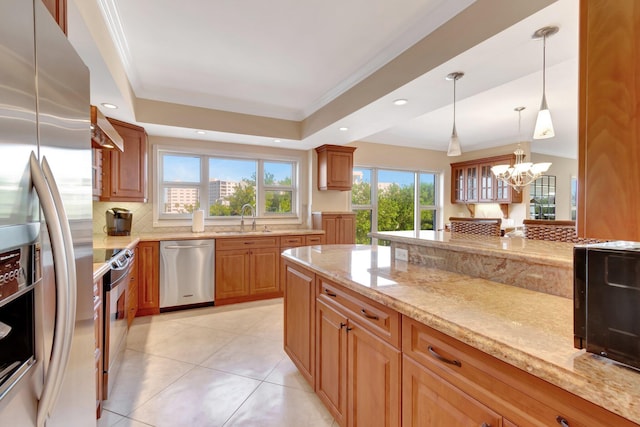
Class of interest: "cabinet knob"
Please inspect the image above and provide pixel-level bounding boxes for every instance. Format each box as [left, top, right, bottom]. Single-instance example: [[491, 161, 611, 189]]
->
[[556, 416, 570, 427], [480, 423, 491, 427], [340, 323, 346, 329]]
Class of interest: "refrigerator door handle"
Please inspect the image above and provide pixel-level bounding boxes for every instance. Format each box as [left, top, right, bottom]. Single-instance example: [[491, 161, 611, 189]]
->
[[40, 156, 78, 424], [29, 152, 72, 427]]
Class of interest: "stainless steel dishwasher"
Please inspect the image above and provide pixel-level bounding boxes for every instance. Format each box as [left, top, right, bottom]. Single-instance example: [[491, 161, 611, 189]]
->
[[160, 239, 215, 309]]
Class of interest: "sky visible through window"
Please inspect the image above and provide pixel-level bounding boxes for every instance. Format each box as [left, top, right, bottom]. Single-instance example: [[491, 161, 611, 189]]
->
[[164, 155, 292, 183], [356, 168, 416, 187]]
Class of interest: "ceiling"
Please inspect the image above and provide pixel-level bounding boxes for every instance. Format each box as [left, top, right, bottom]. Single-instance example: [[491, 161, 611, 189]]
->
[[67, 0, 579, 159]]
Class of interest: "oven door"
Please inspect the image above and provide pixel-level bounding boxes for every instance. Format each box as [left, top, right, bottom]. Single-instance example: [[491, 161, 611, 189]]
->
[[103, 270, 129, 399], [586, 249, 640, 368]]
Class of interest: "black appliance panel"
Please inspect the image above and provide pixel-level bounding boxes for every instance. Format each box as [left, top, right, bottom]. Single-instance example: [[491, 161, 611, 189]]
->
[[586, 249, 640, 368]]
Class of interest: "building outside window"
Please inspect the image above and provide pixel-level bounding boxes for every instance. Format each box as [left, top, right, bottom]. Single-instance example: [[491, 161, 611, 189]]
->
[[157, 149, 298, 222]]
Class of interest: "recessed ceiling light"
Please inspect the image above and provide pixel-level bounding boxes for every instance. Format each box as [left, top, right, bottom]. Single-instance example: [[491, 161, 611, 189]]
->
[[393, 99, 408, 106], [101, 103, 118, 109], [274, 139, 281, 143], [339, 127, 349, 131], [195, 130, 206, 135]]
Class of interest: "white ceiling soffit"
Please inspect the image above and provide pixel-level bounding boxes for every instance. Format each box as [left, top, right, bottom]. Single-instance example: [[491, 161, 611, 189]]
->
[[70, 0, 577, 158], [98, 0, 474, 121]]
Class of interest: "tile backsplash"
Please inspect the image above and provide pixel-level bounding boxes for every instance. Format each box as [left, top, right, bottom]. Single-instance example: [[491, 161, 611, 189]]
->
[[93, 202, 153, 234], [93, 202, 310, 235]]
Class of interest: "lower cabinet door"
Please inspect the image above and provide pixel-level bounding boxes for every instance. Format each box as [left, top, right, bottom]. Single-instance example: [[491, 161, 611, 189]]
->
[[215, 249, 250, 299], [348, 319, 401, 427], [402, 355, 501, 427], [249, 247, 279, 294], [316, 299, 348, 426], [283, 263, 315, 386]]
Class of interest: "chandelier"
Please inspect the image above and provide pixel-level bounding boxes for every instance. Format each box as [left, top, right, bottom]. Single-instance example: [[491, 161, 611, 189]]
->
[[491, 107, 552, 192]]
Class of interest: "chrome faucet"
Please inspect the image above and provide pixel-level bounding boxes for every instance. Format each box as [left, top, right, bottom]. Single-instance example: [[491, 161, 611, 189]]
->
[[240, 204, 256, 232]]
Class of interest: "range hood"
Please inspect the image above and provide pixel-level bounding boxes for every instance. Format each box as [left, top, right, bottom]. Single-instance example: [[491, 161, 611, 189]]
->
[[90, 105, 124, 151]]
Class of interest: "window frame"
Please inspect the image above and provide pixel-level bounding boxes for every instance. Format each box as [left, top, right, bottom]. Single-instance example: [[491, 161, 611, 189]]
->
[[351, 166, 440, 244], [153, 145, 301, 227]]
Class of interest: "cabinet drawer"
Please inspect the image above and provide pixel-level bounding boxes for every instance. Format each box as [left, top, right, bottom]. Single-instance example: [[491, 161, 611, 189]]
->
[[402, 317, 633, 427], [317, 277, 400, 347], [305, 235, 323, 245], [216, 236, 280, 250], [280, 236, 304, 247]]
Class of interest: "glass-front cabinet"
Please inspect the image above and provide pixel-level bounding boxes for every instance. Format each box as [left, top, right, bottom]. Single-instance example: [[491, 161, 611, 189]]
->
[[450, 155, 522, 205]]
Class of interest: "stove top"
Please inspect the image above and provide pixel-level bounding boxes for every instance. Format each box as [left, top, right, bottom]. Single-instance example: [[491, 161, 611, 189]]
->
[[92, 248, 126, 263]]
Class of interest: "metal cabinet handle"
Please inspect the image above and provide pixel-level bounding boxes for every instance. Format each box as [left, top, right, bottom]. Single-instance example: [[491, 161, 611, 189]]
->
[[244, 241, 255, 245], [340, 323, 346, 329], [556, 416, 570, 427], [164, 244, 213, 250], [360, 308, 379, 320], [428, 345, 462, 367], [324, 289, 337, 297]]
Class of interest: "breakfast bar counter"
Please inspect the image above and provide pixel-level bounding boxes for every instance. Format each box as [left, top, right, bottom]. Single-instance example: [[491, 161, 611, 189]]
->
[[281, 243, 640, 425]]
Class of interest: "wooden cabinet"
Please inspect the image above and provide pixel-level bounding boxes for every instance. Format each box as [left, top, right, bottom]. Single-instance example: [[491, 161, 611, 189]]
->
[[136, 241, 160, 316], [451, 154, 522, 205], [280, 234, 324, 287], [91, 148, 102, 199], [215, 236, 280, 305], [41, 0, 66, 34], [93, 277, 103, 418], [126, 246, 139, 327], [283, 261, 316, 387], [578, 0, 640, 241], [312, 212, 355, 244], [315, 144, 356, 191], [316, 277, 401, 427], [402, 355, 500, 427], [316, 299, 348, 425], [101, 118, 147, 202], [402, 316, 638, 427], [284, 258, 639, 427]]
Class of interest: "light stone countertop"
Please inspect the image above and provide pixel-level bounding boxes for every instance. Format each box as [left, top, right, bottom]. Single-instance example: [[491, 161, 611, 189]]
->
[[371, 230, 575, 268], [281, 244, 640, 424]]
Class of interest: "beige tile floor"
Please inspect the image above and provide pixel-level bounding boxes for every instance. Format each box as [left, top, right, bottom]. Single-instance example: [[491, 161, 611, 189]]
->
[[98, 298, 337, 427]]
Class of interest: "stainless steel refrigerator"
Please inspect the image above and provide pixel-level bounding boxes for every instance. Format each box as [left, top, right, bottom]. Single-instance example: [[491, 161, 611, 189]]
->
[[0, 1, 95, 426]]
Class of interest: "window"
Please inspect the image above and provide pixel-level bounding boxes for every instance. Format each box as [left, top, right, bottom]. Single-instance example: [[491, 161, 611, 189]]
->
[[158, 149, 298, 221], [529, 175, 556, 220], [352, 167, 439, 244]]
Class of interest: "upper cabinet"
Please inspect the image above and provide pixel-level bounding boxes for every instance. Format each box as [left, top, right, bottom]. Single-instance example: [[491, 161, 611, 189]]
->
[[450, 154, 522, 205], [315, 144, 356, 191], [100, 118, 148, 203], [578, 0, 640, 241], [41, 0, 66, 35]]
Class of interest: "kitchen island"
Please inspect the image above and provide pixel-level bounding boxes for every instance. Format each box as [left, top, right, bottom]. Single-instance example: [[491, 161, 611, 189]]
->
[[281, 242, 640, 426]]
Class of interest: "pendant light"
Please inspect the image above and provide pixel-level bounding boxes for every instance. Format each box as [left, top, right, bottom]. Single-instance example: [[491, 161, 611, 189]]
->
[[446, 72, 464, 156], [532, 26, 559, 140]]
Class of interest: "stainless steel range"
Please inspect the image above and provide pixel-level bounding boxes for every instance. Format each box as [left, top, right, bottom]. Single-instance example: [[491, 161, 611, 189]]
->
[[94, 248, 134, 399]]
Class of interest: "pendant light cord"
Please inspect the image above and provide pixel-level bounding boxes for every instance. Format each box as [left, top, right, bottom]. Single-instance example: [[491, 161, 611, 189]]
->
[[542, 33, 547, 96], [453, 77, 457, 126]]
